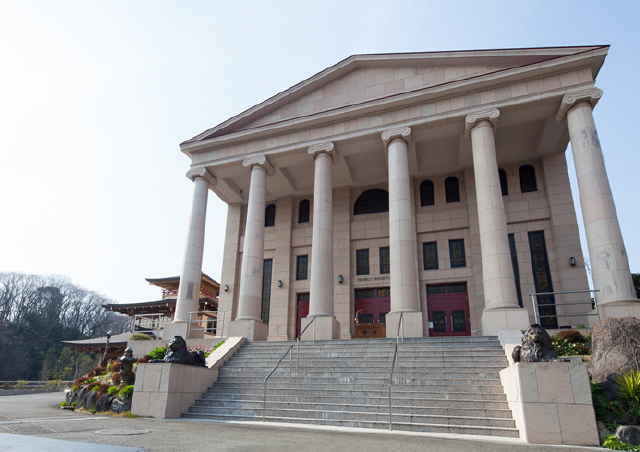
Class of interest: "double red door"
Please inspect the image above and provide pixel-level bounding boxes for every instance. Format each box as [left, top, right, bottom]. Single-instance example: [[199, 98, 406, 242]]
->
[[426, 283, 470, 336]]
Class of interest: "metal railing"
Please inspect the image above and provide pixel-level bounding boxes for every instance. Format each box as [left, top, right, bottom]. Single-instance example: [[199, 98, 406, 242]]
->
[[263, 345, 294, 421], [387, 311, 404, 430], [131, 313, 167, 338], [263, 316, 318, 422], [187, 310, 226, 338], [527, 289, 600, 326]]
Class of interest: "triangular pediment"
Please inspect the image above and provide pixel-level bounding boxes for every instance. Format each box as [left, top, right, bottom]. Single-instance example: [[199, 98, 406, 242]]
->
[[183, 46, 607, 147]]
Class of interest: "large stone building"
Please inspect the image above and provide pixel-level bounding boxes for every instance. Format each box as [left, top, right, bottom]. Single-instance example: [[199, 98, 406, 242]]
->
[[173, 45, 639, 341]]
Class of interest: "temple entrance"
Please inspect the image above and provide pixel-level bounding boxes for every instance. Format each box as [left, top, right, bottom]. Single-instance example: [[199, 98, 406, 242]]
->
[[296, 293, 309, 338], [354, 288, 390, 339], [426, 283, 470, 337]]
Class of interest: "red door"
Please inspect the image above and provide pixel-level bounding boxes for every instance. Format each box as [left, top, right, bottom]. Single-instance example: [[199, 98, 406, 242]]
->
[[354, 288, 390, 338], [426, 283, 470, 337], [296, 293, 309, 338]]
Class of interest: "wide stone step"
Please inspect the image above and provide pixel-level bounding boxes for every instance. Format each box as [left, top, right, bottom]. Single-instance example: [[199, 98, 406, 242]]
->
[[218, 367, 505, 377], [192, 398, 514, 418], [200, 392, 509, 407]]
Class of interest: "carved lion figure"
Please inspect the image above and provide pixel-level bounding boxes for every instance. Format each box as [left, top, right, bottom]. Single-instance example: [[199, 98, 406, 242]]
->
[[512, 324, 558, 363], [150, 336, 206, 367]]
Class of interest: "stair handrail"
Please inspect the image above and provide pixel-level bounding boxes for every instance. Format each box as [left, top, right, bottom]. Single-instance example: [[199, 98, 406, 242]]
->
[[263, 344, 294, 422], [387, 341, 400, 430], [296, 315, 317, 370], [396, 311, 404, 344]]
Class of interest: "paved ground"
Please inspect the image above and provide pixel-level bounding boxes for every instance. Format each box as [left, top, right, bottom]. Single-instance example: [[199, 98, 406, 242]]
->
[[0, 392, 603, 452]]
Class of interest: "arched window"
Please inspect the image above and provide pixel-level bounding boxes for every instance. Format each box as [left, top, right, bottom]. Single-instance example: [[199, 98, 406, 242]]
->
[[445, 177, 460, 203], [499, 169, 508, 196], [354, 189, 389, 215], [420, 180, 434, 206], [519, 165, 538, 193], [265, 204, 276, 227], [298, 199, 310, 224]]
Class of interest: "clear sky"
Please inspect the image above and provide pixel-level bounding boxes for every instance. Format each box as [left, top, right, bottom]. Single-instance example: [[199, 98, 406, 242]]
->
[[1, 1, 639, 303]]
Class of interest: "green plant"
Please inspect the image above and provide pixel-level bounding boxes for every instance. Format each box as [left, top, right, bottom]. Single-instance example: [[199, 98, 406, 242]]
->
[[602, 434, 640, 451], [556, 329, 585, 343], [616, 370, 640, 404], [71, 385, 78, 391], [552, 338, 590, 356], [15, 380, 29, 389], [108, 385, 119, 395], [129, 333, 152, 340], [119, 385, 134, 398], [59, 401, 67, 407], [71, 401, 77, 407], [147, 347, 167, 361]]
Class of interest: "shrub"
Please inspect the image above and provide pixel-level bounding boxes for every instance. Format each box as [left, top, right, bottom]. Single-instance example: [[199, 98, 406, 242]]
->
[[112, 372, 121, 385], [15, 380, 29, 389], [71, 401, 77, 407], [146, 346, 167, 361], [110, 362, 121, 373], [59, 401, 66, 407], [97, 383, 110, 398], [86, 382, 98, 391], [556, 329, 585, 343], [129, 333, 152, 340], [46, 380, 64, 389], [107, 385, 119, 395], [616, 370, 640, 405], [87, 366, 106, 378], [602, 434, 640, 451], [119, 385, 134, 398], [2, 382, 11, 390], [553, 338, 590, 356], [74, 376, 88, 386]]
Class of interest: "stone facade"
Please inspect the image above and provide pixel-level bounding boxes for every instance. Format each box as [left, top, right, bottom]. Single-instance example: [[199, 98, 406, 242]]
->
[[174, 46, 639, 341]]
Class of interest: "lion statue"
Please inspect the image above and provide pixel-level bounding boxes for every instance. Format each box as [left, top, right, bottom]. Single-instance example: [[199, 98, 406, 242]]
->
[[150, 336, 206, 367], [512, 324, 558, 363]]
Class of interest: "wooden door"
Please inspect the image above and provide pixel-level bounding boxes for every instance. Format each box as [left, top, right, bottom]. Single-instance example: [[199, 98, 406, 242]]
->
[[296, 293, 309, 339], [426, 283, 470, 337], [354, 288, 390, 339]]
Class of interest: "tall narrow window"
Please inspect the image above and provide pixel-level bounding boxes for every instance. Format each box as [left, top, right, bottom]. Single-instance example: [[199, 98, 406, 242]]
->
[[445, 177, 460, 203], [356, 249, 369, 275], [354, 189, 389, 215], [508, 234, 523, 307], [519, 165, 538, 193], [379, 247, 390, 274], [528, 231, 557, 328], [296, 255, 308, 280], [261, 259, 273, 324], [499, 169, 509, 196], [423, 242, 438, 270], [265, 204, 276, 227], [449, 239, 466, 268], [298, 199, 310, 224], [420, 180, 434, 206]]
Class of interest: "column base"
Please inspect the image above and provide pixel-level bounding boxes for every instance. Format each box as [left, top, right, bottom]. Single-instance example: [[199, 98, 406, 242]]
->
[[300, 315, 340, 341], [228, 319, 269, 342], [385, 311, 424, 339], [482, 307, 530, 336], [598, 298, 640, 320]]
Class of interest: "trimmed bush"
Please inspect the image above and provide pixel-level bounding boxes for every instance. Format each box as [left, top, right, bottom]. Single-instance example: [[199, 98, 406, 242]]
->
[[110, 361, 121, 373], [129, 333, 153, 340], [556, 329, 586, 343], [119, 385, 134, 398]]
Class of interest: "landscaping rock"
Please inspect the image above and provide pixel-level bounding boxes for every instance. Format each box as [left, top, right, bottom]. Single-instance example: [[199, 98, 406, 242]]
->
[[617, 425, 640, 446], [589, 317, 640, 396], [95, 394, 114, 412], [83, 390, 97, 411], [111, 397, 131, 414], [597, 421, 611, 445]]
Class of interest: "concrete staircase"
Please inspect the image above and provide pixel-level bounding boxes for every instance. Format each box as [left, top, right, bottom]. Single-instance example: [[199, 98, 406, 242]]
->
[[183, 337, 519, 438]]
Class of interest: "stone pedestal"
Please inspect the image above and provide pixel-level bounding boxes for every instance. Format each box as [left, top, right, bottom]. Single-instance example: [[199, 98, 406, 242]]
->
[[385, 311, 423, 338], [228, 319, 269, 342], [482, 308, 530, 336], [300, 315, 340, 341], [499, 362, 599, 446], [598, 299, 640, 319]]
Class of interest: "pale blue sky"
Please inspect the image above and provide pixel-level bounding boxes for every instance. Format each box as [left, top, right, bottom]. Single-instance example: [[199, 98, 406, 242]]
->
[[1, 1, 638, 302]]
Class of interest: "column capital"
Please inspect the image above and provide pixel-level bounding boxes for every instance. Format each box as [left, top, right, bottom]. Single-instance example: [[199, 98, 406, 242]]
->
[[556, 87, 603, 122], [186, 167, 216, 187], [464, 108, 500, 139], [381, 126, 411, 147], [242, 154, 275, 176], [308, 141, 338, 163]]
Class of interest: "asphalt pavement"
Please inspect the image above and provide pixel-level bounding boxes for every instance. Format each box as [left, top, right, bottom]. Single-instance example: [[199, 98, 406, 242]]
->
[[0, 392, 603, 452]]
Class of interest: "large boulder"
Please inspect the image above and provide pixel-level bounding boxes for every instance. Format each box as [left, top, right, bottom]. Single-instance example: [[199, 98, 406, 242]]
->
[[617, 425, 640, 446], [83, 390, 97, 411], [111, 397, 131, 414], [589, 317, 640, 383], [95, 394, 114, 412]]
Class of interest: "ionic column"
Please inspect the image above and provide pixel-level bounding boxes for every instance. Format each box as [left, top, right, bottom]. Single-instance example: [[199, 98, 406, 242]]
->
[[381, 127, 423, 338], [465, 110, 529, 335], [172, 168, 216, 338], [228, 155, 274, 341], [301, 143, 340, 340], [557, 89, 638, 317]]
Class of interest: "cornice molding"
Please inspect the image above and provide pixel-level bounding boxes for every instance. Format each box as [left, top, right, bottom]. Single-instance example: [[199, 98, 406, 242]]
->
[[186, 167, 216, 187], [381, 126, 411, 147], [556, 87, 603, 122], [242, 154, 275, 176], [464, 108, 500, 139], [308, 141, 338, 164]]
